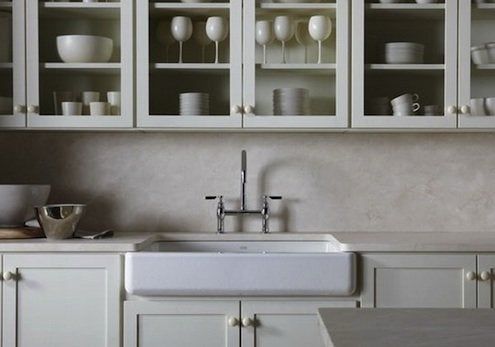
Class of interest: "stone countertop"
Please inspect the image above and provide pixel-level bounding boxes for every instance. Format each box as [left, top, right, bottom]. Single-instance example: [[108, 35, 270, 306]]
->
[[318, 308, 495, 347], [2, 231, 495, 252]]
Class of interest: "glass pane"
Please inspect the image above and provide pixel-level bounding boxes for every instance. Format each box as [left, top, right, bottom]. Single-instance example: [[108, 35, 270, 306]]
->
[[0, 1, 13, 116]]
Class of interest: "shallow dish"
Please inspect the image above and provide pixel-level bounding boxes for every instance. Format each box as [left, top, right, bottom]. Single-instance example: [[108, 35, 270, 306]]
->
[[57, 35, 113, 63]]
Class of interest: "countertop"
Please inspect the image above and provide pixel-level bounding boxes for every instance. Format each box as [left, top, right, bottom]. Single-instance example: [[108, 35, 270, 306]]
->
[[318, 308, 495, 347], [2, 231, 495, 252]]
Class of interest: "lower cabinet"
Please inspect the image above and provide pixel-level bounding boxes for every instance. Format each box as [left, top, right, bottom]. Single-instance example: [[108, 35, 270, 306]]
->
[[2, 254, 122, 347], [361, 254, 477, 308], [124, 299, 357, 347], [478, 255, 495, 308]]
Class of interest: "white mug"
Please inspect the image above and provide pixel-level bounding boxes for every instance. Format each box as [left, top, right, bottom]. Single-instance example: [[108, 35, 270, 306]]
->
[[61, 102, 82, 116], [393, 102, 420, 116], [107, 91, 121, 116], [391, 93, 420, 107], [470, 98, 487, 116], [90, 102, 110, 116], [82, 91, 100, 115], [485, 97, 495, 116]]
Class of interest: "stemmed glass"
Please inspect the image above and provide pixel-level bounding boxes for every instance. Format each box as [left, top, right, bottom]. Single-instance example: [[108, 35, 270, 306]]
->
[[171, 16, 193, 64], [308, 15, 332, 64], [206, 16, 229, 64], [255, 20, 273, 65], [274, 16, 295, 64], [295, 20, 313, 64], [156, 21, 175, 63], [193, 21, 212, 63]]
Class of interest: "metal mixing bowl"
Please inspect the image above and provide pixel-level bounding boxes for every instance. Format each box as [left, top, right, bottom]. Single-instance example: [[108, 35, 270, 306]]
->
[[35, 204, 86, 240]]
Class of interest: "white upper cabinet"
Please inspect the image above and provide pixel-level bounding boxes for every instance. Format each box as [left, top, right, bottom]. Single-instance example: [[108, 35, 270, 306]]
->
[[136, 0, 243, 128], [242, 0, 349, 129], [352, 1, 458, 129], [0, 0, 25, 127], [25, 0, 133, 128], [458, 0, 495, 128]]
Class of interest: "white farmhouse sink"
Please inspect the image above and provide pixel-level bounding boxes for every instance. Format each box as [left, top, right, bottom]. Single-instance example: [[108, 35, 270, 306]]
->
[[125, 241, 356, 296]]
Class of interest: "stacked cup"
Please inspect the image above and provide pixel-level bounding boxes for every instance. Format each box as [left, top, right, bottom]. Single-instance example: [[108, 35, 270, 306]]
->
[[390, 93, 421, 116], [273, 88, 310, 116], [180, 92, 209, 116]]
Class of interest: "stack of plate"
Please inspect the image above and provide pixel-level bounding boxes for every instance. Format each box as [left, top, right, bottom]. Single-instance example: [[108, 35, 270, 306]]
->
[[273, 88, 310, 116], [180, 92, 209, 116]]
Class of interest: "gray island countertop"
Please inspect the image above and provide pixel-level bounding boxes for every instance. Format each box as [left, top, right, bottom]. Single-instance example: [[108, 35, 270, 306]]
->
[[318, 308, 495, 347]]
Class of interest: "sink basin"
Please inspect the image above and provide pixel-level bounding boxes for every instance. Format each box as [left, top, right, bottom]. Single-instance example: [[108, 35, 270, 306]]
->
[[125, 240, 356, 296]]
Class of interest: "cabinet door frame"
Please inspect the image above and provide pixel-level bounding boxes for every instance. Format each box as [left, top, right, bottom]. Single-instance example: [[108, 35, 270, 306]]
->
[[240, 299, 357, 347], [361, 253, 477, 308], [25, 0, 134, 128], [2, 253, 122, 347], [478, 254, 495, 308], [351, 1, 458, 129], [124, 300, 240, 347], [136, 0, 243, 129], [242, 0, 349, 129], [0, 0, 26, 128]]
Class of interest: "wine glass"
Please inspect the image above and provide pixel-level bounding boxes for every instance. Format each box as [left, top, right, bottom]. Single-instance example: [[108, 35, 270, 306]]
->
[[295, 20, 313, 64], [255, 20, 273, 65], [156, 21, 175, 63], [308, 15, 332, 64], [193, 21, 212, 63], [274, 16, 295, 64], [206, 16, 229, 64], [171, 16, 193, 64]]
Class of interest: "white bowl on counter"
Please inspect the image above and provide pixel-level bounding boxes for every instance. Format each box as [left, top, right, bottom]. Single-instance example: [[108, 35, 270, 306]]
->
[[56, 35, 113, 63], [0, 185, 51, 227]]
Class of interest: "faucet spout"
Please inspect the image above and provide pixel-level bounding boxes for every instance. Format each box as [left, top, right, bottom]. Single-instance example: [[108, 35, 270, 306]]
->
[[241, 150, 247, 211]]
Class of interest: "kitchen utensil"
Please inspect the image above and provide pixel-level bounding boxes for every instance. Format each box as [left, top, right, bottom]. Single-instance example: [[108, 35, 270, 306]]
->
[[53, 91, 74, 116], [274, 16, 295, 64], [0, 185, 51, 227], [107, 91, 121, 115], [81, 91, 100, 115], [90, 102, 110, 116], [471, 45, 489, 65], [385, 42, 424, 64], [308, 15, 332, 64], [156, 21, 175, 62], [0, 96, 13, 115], [256, 20, 274, 65], [470, 98, 487, 116], [171, 16, 193, 64], [56, 35, 113, 63], [62, 102, 83, 116], [193, 21, 212, 63], [74, 229, 114, 239], [35, 204, 86, 240], [206, 16, 229, 64]]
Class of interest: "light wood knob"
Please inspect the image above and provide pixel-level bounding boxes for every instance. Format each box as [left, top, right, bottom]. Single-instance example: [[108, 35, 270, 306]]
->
[[27, 105, 38, 114], [244, 105, 255, 114], [242, 317, 254, 327], [466, 271, 476, 281], [231, 105, 242, 114], [480, 271, 491, 281], [228, 317, 239, 327], [446, 105, 457, 115], [460, 105, 470, 115], [3, 271, 14, 281]]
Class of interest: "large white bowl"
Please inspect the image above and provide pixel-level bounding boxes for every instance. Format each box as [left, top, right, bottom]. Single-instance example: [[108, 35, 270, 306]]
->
[[56, 35, 113, 63], [0, 185, 51, 227]]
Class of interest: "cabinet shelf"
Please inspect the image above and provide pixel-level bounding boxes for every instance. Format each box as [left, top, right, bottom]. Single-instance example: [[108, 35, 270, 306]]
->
[[366, 64, 445, 75], [475, 64, 495, 70], [258, 3, 336, 15], [153, 63, 230, 70], [39, 2, 121, 19], [41, 63, 121, 74], [150, 3, 230, 16], [366, 3, 445, 19], [258, 63, 336, 75]]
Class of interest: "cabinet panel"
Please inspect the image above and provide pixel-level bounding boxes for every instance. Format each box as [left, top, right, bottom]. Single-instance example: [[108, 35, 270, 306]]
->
[[478, 255, 495, 308], [361, 254, 477, 308], [2, 254, 121, 347], [124, 300, 240, 347], [241, 300, 357, 347]]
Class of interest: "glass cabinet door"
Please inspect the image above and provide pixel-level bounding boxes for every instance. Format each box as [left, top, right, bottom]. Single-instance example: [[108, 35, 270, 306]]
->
[[243, 0, 349, 129], [352, 0, 457, 129], [136, 0, 242, 129], [26, 0, 133, 128], [0, 0, 25, 127], [458, 0, 495, 128]]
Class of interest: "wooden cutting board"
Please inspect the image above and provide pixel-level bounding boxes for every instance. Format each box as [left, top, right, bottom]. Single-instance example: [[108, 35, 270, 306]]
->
[[0, 228, 44, 239]]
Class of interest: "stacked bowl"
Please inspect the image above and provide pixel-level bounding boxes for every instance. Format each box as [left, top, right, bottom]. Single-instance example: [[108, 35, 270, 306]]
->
[[180, 93, 209, 116], [385, 42, 425, 64], [273, 88, 310, 116]]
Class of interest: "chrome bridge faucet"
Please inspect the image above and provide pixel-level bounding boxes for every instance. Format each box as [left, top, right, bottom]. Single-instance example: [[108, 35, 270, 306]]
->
[[205, 150, 282, 233]]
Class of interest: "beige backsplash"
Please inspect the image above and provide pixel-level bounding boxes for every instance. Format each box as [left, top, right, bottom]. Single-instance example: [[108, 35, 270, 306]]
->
[[0, 132, 494, 233]]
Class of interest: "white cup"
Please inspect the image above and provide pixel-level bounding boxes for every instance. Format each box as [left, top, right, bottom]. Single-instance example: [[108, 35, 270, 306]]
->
[[393, 102, 420, 116], [107, 91, 121, 116], [61, 102, 82, 116], [470, 98, 487, 116], [90, 102, 110, 116], [391, 93, 420, 107], [485, 98, 495, 116], [423, 105, 440, 116], [82, 91, 100, 115]]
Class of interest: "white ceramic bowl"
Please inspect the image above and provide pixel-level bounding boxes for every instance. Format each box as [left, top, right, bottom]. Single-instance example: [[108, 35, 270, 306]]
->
[[0, 185, 51, 227], [0, 96, 13, 114], [56, 35, 113, 63], [471, 45, 489, 65]]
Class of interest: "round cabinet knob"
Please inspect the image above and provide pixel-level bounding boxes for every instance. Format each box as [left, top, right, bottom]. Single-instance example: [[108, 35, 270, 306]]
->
[[231, 105, 242, 114], [466, 271, 477, 281], [3, 271, 14, 281], [460, 105, 470, 115], [228, 317, 239, 327], [244, 105, 255, 114], [446, 105, 457, 115], [27, 105, 38, 114], [14, 105, 24, 113], [480, 271, 491, 281], [242, 317, 254, 327]]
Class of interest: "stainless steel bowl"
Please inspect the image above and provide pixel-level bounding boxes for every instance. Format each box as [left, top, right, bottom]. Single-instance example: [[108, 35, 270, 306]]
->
[[35, 204, 86, 240]]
